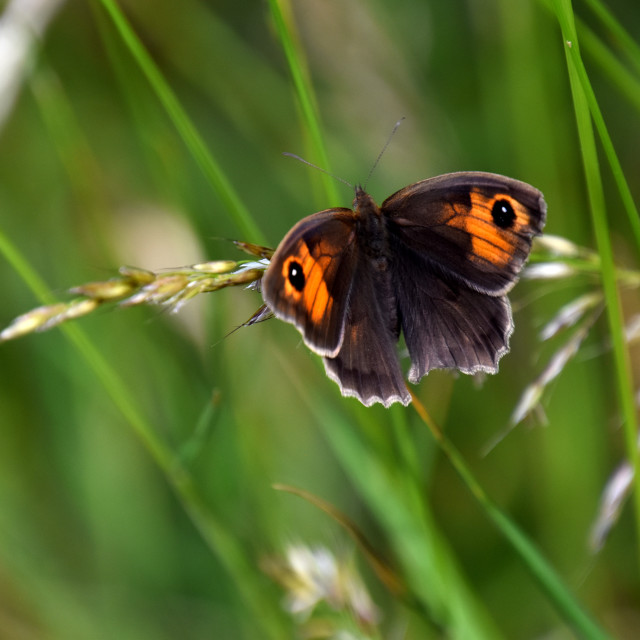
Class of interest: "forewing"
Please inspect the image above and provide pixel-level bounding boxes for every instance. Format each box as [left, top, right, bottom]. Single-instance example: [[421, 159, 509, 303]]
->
[[262, 208, 357, 357], [382, 171, 546, 295]]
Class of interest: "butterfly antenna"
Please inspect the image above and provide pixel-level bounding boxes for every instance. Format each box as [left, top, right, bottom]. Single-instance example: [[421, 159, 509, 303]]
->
[[283, 152, 352, 188], [363, 117, 405, 190]]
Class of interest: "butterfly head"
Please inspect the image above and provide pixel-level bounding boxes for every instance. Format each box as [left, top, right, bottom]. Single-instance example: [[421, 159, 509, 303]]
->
[[353, 185, 381, 219]]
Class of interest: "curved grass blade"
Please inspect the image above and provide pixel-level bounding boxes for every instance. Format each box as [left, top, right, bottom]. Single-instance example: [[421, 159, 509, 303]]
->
[[95, 0, 265, 244], [267, 0, 339, 205], [0, 228, 286, 640], [411, 393, 611, 640], [273, 483, 406, 598], [551, 0, 640, 567]]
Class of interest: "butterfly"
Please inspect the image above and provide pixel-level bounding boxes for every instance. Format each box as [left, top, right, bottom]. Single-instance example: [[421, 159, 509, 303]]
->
[[262, 172, 546, 407]]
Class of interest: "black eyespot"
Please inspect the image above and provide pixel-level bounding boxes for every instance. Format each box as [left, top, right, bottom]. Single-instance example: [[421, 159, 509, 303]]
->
[[288, 260, 305, 292], [492, 199, 516, 229]]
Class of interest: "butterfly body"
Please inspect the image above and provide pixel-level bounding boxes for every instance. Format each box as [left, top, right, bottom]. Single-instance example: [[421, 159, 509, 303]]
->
[[263, 172, 546, 407]]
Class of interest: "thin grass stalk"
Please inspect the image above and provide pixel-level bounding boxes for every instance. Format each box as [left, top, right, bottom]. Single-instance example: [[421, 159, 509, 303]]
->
[[410, 395, 611, 639], [582, 0, 640, 76], [94, 0, 265, 244], [577, 18, 640, 114], [30, 70, 117, 261], [552, 0, 640, 567], [0, 239, 285, 638], [569, 13, 640, 253], [390, 407, 424, 490], [277, 360, 608, 635], [65, 326, 286, 640], [267, 0, 339, 205], [264, 347, 498, 635], [0, 228, 55, 305], [537, 0, 640, 251], [317, 406, 502, 638], [2, 61, 281, 628]]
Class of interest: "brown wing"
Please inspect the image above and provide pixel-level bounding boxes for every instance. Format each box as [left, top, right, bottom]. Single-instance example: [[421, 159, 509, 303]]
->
[[390, 230, 514, 383], [382, 171, 546, 295], [262, 208, 358, 357], [323, 253, 409, 407], [263, 204, 409, 407]]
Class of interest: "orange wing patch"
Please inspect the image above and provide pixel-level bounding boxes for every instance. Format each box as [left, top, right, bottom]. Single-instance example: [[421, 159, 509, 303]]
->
[[281, 244, 333, 324], [449, 189, 531, 268]]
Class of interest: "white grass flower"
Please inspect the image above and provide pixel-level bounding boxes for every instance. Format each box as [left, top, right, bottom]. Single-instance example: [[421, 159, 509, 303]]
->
[[263, 543, 380, 632], [590, 462, 634, 552], [533, 234, 591, 259], [522, 262, 578, 280], [504, 234, 640, 550], [539, 292, 602, 341]]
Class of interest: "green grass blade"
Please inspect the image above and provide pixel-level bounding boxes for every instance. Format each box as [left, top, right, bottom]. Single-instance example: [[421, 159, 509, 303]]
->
[[0, 227, 56, 305], [583, 0, 640, 76], [64, 326, 287, 640], [551, 0, 640, 563], [4, 66, 282, 627], [0, 233, 286, 639], [412, 399, 612, 639], [267, 0, 340, 205], [578, 18, 640, 114], [95, 0, 265, 243], [318, 406, 503, 638], [569, 25, 640, 254], [486, 502, 611, 639], [319, 396, 610, 638]]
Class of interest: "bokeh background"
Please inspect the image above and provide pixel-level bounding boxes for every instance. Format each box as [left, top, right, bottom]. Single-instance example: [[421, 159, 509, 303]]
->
[[0, 0, 639, 638]]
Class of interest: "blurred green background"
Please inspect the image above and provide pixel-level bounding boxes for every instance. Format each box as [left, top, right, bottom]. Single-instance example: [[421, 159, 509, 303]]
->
[[0, 0, 639, 638]]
